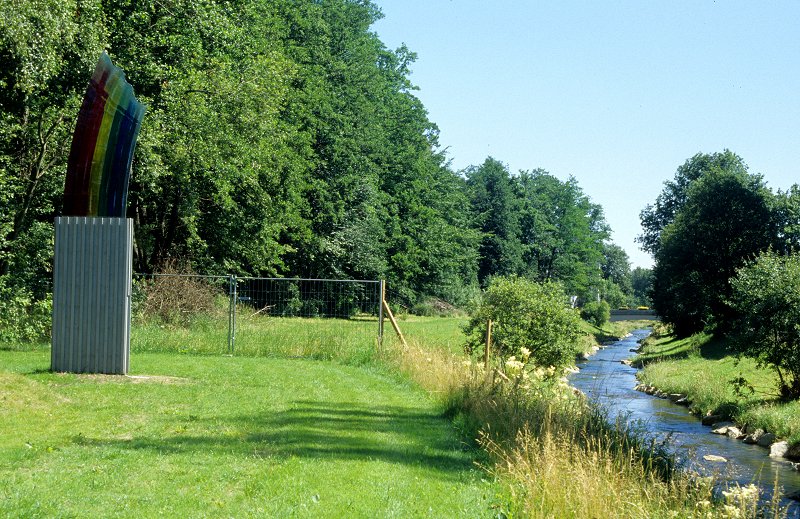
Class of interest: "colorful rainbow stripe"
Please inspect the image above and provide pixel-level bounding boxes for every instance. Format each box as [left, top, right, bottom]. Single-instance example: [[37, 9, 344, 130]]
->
[[64, 52, 145, 217]]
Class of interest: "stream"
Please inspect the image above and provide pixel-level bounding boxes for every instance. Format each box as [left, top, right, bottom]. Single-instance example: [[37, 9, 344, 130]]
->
[[568, 328, 800, 515]]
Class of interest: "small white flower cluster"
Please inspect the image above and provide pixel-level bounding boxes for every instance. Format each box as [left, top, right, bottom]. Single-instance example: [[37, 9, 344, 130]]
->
[[464, 346, 578, 402], [461, 359, 485, 377], [504, 356, 525, 378], [715, 484, 759, 519]]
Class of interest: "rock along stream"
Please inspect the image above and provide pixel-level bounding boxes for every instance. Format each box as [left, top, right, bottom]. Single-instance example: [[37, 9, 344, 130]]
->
[[568, 328, 800, 515]]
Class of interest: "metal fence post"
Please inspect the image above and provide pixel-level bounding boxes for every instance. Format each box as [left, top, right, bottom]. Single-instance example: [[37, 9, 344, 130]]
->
[[231, 275, 237, 353], [227, 275, 233, 353], [227, 274, 238, 354], [378, 279, 385, 345]]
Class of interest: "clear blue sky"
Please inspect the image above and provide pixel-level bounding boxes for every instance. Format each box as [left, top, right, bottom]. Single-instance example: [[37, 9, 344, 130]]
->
[[372, 1, 800, 269]]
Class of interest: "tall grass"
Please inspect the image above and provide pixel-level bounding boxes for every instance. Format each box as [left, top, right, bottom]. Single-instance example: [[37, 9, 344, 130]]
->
[[383, 335, 778, 518]]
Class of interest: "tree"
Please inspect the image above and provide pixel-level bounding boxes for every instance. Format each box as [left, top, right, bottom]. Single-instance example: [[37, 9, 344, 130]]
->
[[1, 0, 479, 306], [650, 166, 777, 336], [773, 184, 800, 254], [600, 242, 632, 305], [516, 169, 609, 300], [104, 0, 305, 275], [0, 0, 105, 294], [729, 251, 800, 399], [581, 300, 610, 327], [466, 158, 524, 284], [638, 150, 749, 255], [630, 267, 653, 307]]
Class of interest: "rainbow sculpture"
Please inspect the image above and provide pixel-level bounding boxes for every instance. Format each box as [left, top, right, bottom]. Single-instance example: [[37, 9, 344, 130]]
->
[[63, 52, 146, 217]]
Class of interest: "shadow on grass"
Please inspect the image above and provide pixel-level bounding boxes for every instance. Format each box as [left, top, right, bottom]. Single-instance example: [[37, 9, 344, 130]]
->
[[697, 336, 731, 360], [635, 334, 732, 367], [73, 400, 475, 479], [0, 342, 49, 352]]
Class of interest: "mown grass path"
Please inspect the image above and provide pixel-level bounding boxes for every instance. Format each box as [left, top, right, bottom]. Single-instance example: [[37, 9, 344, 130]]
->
[[0, 351, 498, 517]]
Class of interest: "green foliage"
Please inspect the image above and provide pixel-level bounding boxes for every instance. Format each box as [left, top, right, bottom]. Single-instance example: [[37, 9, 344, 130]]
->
[[580, 300, 610, 327], [2, 0, 626, 314], [466, 158, 524, 284], [630, 267, 653, 307], [597, 278, 628, 309], [0, 0, 104, 282], [773, 184, 800, 254], [600, 243, 632, 303], [463, 162, 612, 302], [729, 251, 800, 399], [638, 150, 749, 256], [649, 160, 776, 336], [516, 169, 609, 300], [0, 278, 51, 343], [465, 276, 581, 369], [0, 0, 488, 304]]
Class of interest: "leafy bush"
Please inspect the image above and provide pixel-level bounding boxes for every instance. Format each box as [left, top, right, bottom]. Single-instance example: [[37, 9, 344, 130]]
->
[[0, 279, 52, 343], [464, 276, 581, 370], [729, 251, 800, 399], [580, 300, 611, 327]]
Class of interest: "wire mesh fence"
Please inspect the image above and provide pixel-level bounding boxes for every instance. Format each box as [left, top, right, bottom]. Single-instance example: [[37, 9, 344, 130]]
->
[[131, 273, 383, 360], [232, 277, 382, 360]]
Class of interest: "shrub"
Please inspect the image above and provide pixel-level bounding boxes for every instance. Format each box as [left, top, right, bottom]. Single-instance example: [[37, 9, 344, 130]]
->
[[464, 276, 581, 371], [0, 278, 52, 343], [410, 298, 466, 317], [729, 251, 800, 399], [133, 265, 224, 326], [581, 300, 611, 327]]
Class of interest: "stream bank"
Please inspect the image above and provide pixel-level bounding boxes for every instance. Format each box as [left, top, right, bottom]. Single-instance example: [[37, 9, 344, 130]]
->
[[568, 329, 800, 513]]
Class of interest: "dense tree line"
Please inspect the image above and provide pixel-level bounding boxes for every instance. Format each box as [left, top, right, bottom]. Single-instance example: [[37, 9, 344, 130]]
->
[[1, 0, 634, 334], [465, 158, 630, 304]]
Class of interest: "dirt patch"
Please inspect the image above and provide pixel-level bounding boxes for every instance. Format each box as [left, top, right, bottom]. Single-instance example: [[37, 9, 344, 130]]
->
[[57, 373, 191, 384]]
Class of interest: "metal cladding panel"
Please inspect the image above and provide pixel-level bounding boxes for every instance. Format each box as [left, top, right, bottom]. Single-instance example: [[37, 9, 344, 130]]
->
[[52, 217, 132, 374]]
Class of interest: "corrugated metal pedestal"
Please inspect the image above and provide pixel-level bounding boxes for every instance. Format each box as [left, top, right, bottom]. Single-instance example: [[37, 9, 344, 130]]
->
[[52, 217, 133, 374]]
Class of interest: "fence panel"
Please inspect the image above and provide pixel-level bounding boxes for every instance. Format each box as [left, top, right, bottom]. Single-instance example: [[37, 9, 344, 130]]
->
[[232, 277, 381, 361], [130, 273, 233, 354], [130, 273, 382, 359], [52, 217, 133, 374]]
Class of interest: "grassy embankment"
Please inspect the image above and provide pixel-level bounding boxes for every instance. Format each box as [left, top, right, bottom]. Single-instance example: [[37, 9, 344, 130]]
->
[[390, 318, 776, 518], [635, 328, 800, 444], [1, 315, 773, 517]]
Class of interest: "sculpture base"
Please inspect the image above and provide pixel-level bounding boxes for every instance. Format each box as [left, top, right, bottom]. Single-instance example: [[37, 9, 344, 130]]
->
[[51, 217, 133, 374]]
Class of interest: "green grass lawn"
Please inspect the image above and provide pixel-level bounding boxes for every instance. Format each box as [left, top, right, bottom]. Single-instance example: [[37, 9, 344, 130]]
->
[[635, 332, 800, 443], [0, 348, 499, 517], [395, 315, 469, 354]]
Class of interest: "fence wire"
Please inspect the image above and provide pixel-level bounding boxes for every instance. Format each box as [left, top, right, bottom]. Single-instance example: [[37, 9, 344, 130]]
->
[[131, 273, 382, 358]]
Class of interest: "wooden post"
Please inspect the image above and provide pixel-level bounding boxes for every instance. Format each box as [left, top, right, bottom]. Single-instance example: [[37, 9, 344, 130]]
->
[[382, 298, 408, 349], [484, 319, 493, 370]]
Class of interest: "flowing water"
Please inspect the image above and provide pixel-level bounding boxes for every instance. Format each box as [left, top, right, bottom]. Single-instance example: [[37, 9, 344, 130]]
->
[[568, 328, 800, 515]]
